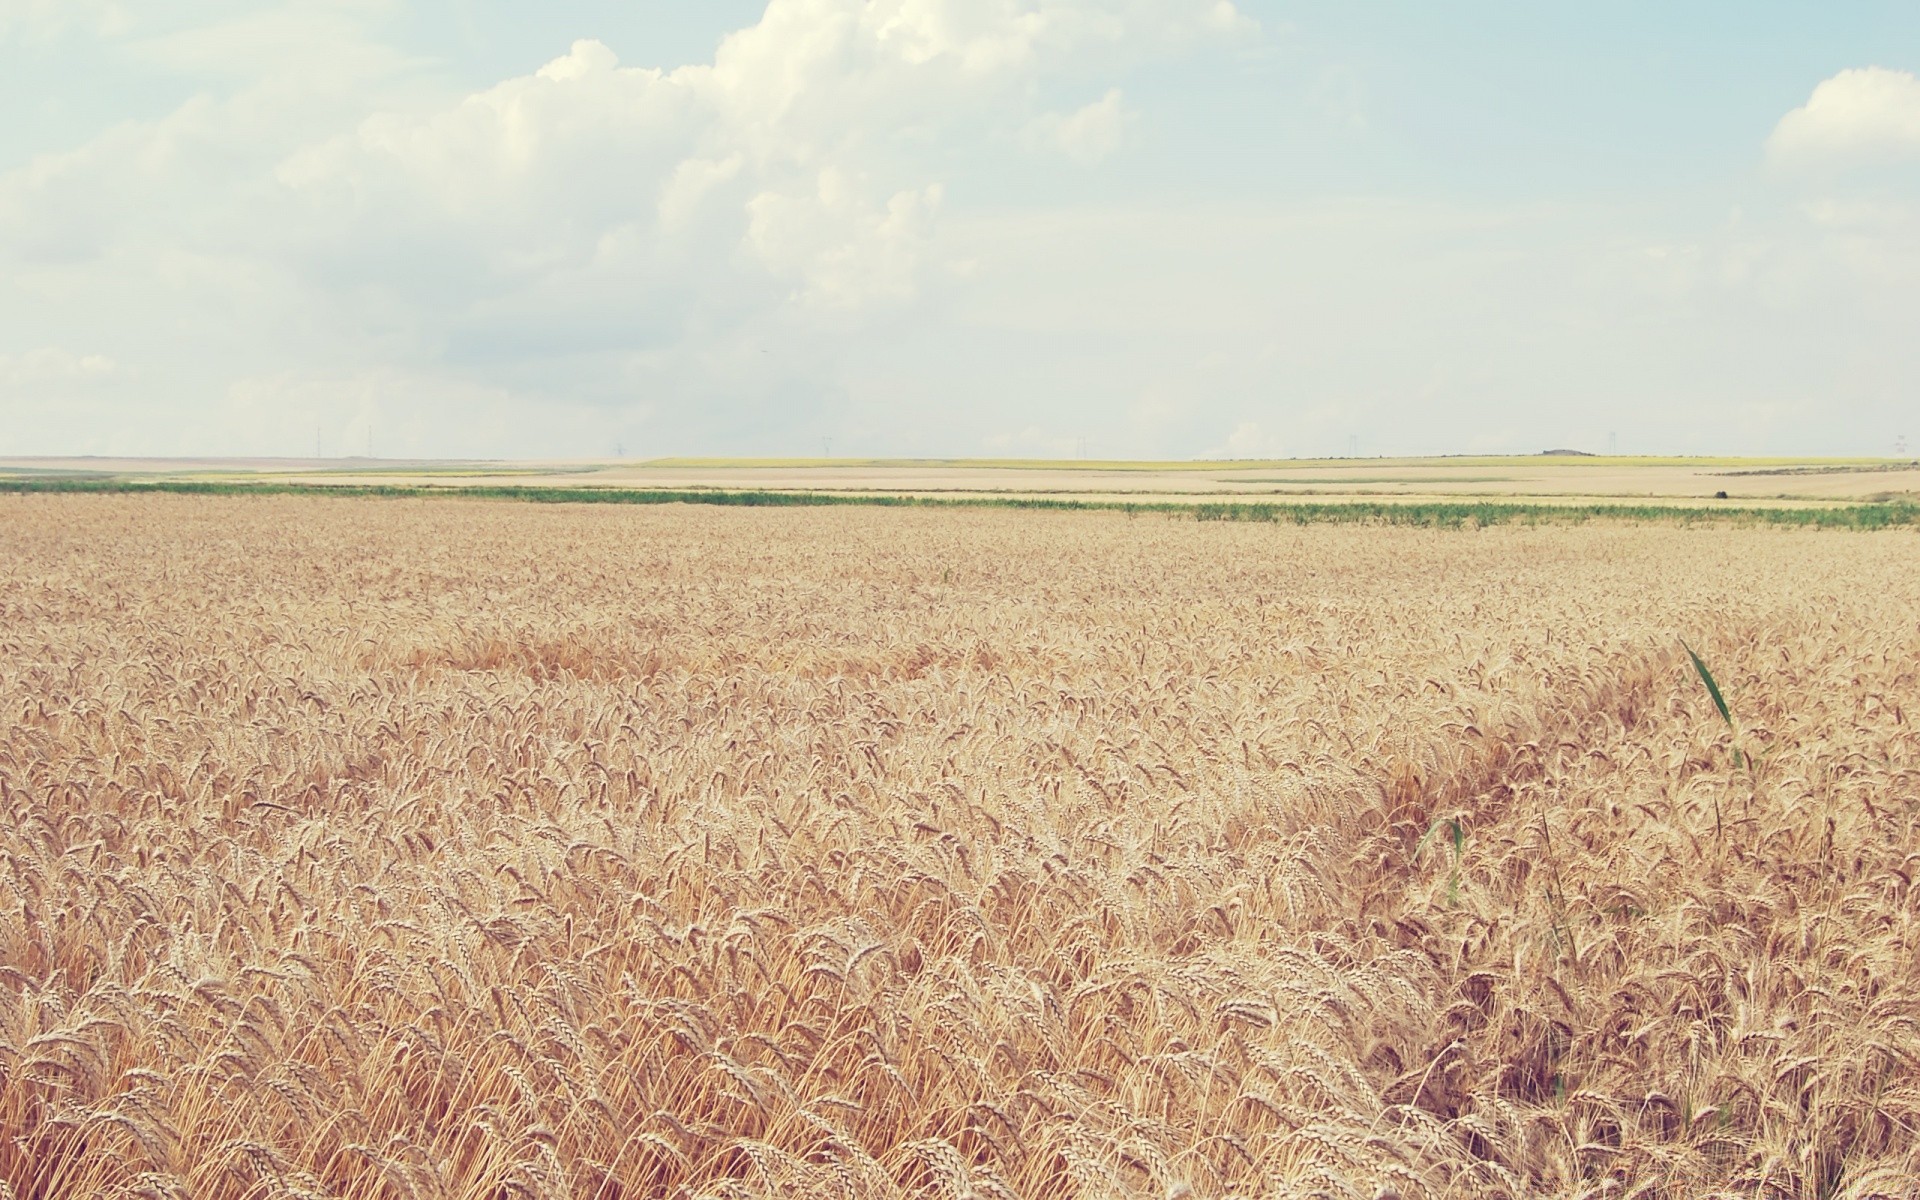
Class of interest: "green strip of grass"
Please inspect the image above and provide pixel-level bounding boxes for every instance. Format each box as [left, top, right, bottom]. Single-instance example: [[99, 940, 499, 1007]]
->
[[3, 477, 1916, 529], [639, 454, 1898, 471], [1189, 499, 1919, 529]]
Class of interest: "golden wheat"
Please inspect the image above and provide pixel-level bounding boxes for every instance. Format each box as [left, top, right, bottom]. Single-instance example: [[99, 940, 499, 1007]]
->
[[1, 494, 1916, 1199]]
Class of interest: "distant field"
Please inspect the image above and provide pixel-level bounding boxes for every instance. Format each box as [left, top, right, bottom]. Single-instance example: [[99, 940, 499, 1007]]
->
[[5, 476, 1919, 529], [5, 454, 1919, 511], [3, 493, 1917, 1198]]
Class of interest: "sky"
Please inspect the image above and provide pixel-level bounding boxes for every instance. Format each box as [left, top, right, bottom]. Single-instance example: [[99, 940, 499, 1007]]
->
[[2, 1, 1918, 460]]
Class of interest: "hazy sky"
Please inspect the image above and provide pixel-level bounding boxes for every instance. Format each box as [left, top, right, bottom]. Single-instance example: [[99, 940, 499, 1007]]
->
[[3, 2, 1918, 459]]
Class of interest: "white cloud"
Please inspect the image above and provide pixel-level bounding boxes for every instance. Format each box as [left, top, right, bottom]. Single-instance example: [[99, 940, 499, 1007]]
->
[[1768, 67, 1920, 168], [1203, 0, 1257, 35], [0, 346, 119, 384], [1216, 420, 1285, 458], [1308, 65, 1368, 131], [708, 0, 1251, 88], [982, 425, 1080, 456], [746, 174, 944, 307], [0, 1, 131, 42], [131, 6, 425, 87], [0, 0, 1259, 454], [260, 0, 1249, 297], [1026, 89, 1128, 164], [218, 364, 645, 459], [1755, 68, 1920, 304], [22, 5, 1912, 460], [659, 155, 745, 232], [273, 38, 697, 249]]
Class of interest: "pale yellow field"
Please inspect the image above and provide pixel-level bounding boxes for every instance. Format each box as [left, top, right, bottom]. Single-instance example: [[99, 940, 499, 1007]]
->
[[2, 495, 1917, 1199], [6, 454, 1919, 507]]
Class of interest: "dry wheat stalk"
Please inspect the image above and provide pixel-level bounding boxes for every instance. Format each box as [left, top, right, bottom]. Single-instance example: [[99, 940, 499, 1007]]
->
[[0, 494, 1916, 1198]]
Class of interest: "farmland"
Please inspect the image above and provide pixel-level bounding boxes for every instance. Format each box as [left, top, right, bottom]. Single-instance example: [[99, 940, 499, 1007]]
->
[[2, 493, 1917, 1198], [5, 453, 1919, 511]]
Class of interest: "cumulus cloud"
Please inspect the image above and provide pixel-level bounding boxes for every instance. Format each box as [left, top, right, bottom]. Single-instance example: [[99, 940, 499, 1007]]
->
[[1202, 0, 1258, 35], [1217, 420, 1285, 458], [270, 0, 1250, 303], [982, 425, 1081, 456], [0, 347, 119, 384], [267, 34, 946, 328], [1768, 67, 1920, 168], [0, 0, 1259, 454], [746, 175, 944, 306], [0, 0, 130, 42], [1026, 89, 1128, 164], [659, 155, 745, 232], [217, 364, 648, 460], [1754, 67, 1920, 302]]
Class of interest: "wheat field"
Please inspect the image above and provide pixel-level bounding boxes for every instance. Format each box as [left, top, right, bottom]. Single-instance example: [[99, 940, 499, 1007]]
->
[[1, 495, 1916, 1199]]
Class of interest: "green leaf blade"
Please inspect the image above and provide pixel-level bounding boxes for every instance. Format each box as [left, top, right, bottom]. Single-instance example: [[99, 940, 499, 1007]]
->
[[1682, 640, 1733, 728]]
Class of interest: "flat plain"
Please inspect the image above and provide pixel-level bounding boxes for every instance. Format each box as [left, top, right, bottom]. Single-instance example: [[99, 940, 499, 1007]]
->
[[6, 454, 1920, 509], [2, 494, 1917, 1199]]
